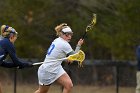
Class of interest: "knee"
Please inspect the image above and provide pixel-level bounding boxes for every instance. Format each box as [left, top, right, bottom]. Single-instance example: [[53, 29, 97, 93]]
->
[[70, 82, 73, 89], [66, 82, 73, 90]]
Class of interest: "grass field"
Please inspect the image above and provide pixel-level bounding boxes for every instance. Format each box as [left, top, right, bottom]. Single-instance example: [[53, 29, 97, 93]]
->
[[1, 82, 135, 93]]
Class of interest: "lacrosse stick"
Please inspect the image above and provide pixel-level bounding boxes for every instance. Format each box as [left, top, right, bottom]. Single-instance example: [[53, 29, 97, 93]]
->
[[33, 50, 85, 67], [82, 13, 97, 39]]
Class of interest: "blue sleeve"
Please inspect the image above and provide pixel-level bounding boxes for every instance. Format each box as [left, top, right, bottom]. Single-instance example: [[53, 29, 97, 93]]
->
[[4, 41, 32, 68], [5, 42, 23, 66], [0, 38, 32, 68]]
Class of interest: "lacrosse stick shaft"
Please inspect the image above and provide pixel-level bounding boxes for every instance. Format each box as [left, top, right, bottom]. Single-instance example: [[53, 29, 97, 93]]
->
[[33, 50, 85, 66], [82, 31, 87, 39], [33, 58, 67, 66]]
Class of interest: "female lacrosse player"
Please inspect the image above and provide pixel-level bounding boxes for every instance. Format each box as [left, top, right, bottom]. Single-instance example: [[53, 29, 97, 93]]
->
[[0, 25, 33, 93], [34, 23, 84, 93]]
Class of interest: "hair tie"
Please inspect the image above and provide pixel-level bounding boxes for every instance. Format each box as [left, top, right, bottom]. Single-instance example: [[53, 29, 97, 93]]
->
[[4, 25, 9, 32]]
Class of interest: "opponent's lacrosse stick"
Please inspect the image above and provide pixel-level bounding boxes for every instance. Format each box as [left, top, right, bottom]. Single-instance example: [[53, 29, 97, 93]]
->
[[33, 50, 85, 67], [82, 13, 97, 39]]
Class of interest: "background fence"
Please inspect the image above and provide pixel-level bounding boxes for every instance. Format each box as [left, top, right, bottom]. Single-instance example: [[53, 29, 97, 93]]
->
[[0, 60, 137, 93]]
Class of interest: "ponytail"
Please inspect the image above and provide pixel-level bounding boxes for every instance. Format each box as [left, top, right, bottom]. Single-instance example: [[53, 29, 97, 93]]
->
[[55, 23, 67, 36], [1, 25, 18, 38]]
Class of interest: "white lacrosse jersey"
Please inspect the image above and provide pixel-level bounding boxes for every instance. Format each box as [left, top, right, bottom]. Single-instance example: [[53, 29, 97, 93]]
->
[[42, 37, 73, 71], [37, 37, 73, 85]]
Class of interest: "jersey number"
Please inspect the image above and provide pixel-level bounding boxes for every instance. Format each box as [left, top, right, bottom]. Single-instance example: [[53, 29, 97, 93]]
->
[[47, 44, 55, 55]]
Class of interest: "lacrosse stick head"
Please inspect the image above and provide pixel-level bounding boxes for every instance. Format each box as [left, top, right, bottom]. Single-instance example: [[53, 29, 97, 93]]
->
[[86, 13, 97, 32], [91, 13, 96, 25], [67, 50, 85, 67]]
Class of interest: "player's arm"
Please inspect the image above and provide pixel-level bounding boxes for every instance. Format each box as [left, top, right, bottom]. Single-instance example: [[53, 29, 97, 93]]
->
[[67, 39, 84, 55], [4, 43, 32, 68]]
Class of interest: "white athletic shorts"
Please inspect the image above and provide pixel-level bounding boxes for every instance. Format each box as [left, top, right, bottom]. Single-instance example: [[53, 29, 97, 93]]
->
[[37, 64, 66, 85]]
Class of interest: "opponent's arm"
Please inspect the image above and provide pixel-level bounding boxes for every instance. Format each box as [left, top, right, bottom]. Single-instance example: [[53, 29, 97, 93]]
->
[[5, 42, 32, 68]]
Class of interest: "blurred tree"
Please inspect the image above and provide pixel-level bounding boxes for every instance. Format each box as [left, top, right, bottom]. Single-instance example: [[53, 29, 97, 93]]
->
[[80, 0, 140, 60], [0, 0, 139, 61]]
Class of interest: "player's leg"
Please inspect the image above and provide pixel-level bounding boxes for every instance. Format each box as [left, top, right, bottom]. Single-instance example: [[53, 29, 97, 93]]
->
[[34, 85, 50, 93], [34, 66, 51, 93], [0, 82, 2, 93], [57, 73, 73, 93]]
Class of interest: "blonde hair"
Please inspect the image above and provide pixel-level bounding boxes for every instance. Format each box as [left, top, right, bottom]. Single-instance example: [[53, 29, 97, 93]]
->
[[55, 23, 68, 36], [1, 25, 17, 37]]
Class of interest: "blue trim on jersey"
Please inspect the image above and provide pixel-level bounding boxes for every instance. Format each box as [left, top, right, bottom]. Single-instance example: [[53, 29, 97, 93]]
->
[[47, 43, 55, 55]]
